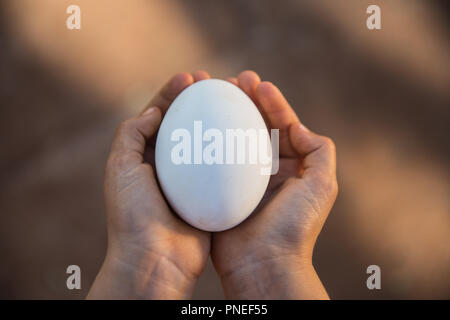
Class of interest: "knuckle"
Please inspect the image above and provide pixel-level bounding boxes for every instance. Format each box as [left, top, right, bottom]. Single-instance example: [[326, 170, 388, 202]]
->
[[118, 118, 135, 132], [322, 137, 336, 151], [116, 118, 142, 143]]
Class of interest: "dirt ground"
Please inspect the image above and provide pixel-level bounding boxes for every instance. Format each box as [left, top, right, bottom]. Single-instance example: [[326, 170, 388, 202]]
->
[[0, 0, 449, 299]]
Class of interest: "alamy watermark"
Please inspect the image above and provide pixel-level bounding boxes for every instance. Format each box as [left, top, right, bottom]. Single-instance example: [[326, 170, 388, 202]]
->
[[66, 5, 81, 30], [366, 5, 381, 30], [66, 4, 380, 31], [366, 265, 381, 290], [169, 121, 279, 175], [66, 265, 81, 290]]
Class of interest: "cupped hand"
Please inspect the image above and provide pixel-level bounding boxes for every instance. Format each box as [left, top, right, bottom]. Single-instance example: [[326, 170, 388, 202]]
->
[[211, 71, 338, 299], [88, 71, 212, 299]]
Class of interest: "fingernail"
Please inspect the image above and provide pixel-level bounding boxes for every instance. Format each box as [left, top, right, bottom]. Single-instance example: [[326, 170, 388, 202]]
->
[[299, 123, 310, 132], [142, 107, 157, 116]]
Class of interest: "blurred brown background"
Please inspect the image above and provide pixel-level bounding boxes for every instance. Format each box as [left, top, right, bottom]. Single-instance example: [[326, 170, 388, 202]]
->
[[0, 0, 449, 299]]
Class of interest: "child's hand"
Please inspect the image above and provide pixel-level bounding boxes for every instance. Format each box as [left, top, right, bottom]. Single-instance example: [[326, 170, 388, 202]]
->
[[87, 72, 212, 299], [88, 70, 337, 299], [211, 71, 338, 299]]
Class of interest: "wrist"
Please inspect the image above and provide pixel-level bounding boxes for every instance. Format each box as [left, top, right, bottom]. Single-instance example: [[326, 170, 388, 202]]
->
[[87, 243, 198, 299], [219, 250, 328, 299]]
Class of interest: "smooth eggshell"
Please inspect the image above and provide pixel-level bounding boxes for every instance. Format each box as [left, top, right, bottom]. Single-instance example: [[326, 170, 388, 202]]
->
[[155, 79, 271, 231]]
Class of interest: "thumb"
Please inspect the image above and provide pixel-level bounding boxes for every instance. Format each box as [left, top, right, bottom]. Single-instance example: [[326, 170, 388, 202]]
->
[[108, 107, 162, 173], [289, 123, 337, 180]]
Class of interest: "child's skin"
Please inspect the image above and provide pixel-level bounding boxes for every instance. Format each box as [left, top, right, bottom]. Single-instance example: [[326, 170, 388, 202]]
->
[[87, 70, 338, 300]]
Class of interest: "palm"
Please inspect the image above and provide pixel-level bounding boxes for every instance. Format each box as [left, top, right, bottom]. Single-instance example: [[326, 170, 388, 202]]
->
[[212, 154, 320, 274], [108, 159, 209, 265]]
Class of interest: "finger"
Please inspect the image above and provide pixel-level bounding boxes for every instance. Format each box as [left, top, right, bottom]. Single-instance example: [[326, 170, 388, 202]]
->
[[226, 77, 238, 86], [237, 70, 261, 102], [193, 70, 211, 82], [235, 70, 273, 129], [289, 123, 336, 182], [108, 107, 162, 173], [256, 81, 300, 156], [143, 72, 194, 115]]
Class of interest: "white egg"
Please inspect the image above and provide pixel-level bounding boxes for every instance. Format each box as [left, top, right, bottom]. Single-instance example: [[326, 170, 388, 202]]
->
[[155, 79, 272, 231]]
